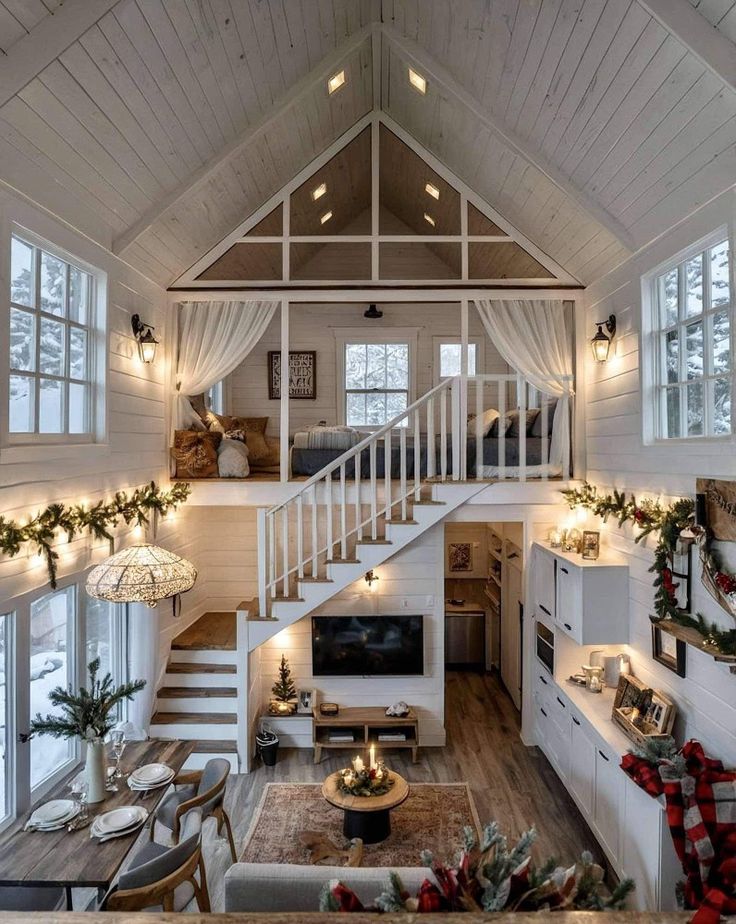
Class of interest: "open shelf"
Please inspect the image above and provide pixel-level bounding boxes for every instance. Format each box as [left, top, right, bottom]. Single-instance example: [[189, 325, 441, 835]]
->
[[313, 706, 419, 764], [655, 619, 736, 675]]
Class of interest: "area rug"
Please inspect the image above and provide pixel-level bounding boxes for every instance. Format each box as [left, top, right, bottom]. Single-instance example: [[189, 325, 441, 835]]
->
[[240, 782, 481, 867]]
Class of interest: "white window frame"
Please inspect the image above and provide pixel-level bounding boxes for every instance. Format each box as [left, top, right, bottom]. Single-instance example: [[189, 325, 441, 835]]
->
[[0, 611, 16, 834], [432, 336, 483, 385], [4, 226, 107, 449], [333, 327, 419, 427], [642, 226, 735, 445]]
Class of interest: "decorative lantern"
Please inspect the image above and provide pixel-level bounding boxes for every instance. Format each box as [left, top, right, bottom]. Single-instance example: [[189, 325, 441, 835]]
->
[[591, 314, 616, 363], [131, 314, 159, 364]]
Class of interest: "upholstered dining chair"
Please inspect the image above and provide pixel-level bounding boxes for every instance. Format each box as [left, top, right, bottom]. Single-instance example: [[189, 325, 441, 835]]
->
[[103, 809, 209, 913], [151, 757, 237, 863]]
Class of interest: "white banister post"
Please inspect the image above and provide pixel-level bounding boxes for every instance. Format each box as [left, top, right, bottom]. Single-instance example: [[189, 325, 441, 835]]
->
[[370, 441, 378, 540], [257, 508, 268, 616], [427, 397, 436, 479], [281, 505, 289, 595], [499, 379, 507, 480], [339, 463, 347, 559], [355, 450, 363, 541], [475, 378, 483, 481], [235, 605, 250, 773], [384, 430, 392, 522], [451, 379, 461, 481], [325, 472, 333, 559], [296, 494, 304, 580], [399, 424, 407, 520], [311, 484, 318, 578], [279, 299, 290, 482], [413, 409, 421, 501], [518, 373, 527, 482], [460, 298, 469, 480]]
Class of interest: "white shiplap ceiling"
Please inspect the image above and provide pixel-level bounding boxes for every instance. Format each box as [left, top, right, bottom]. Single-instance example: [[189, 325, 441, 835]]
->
[[1, 0, 736, 288]]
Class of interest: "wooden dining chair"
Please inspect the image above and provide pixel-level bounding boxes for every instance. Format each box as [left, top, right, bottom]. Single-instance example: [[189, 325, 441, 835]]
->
[[151, 757, 237, 863], [103, 809, 210, 913]]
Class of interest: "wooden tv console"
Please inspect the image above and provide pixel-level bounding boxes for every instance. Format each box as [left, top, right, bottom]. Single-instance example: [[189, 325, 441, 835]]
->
[[313, 706, 419, 764]]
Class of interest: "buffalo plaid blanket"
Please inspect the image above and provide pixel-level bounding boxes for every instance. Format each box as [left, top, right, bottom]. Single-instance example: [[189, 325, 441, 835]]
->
[[622, 740, 736, 924]]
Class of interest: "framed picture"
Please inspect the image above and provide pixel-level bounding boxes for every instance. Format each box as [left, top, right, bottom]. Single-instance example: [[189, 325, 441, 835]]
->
[[581, 530, 600, 560], [268, 350, 316, 400], [448, 542, 473, 572], [296, 688, 317, 715], [612, 672, 677, 746], [651, 623, 687, 677]]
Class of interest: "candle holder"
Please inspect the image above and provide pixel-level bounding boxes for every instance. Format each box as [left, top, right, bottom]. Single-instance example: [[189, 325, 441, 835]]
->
[[338, 755, 393, 797]]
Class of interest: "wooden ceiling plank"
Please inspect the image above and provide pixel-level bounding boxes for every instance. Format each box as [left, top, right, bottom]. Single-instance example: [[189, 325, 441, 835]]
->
[[0, 4, 28, 53], [0, 0, 120, 108], [638, 0, 736, 95], [382, 24, 636, 252], [114, 26, 373, 258]]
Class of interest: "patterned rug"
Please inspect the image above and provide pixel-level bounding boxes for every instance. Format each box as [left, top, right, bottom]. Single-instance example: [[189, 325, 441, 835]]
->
[[240, 782, 481, 867]]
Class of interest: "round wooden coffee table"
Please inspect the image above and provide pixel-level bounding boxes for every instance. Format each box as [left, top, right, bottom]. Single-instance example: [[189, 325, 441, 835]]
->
[[322, 771, 409, 844]]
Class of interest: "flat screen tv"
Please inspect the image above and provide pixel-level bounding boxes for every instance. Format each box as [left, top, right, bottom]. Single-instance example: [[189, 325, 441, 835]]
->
[[311, 615, 424, 677]]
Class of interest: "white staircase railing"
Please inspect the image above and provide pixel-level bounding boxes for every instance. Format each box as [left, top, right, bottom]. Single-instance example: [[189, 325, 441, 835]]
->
[[256, 372, 572, 617]]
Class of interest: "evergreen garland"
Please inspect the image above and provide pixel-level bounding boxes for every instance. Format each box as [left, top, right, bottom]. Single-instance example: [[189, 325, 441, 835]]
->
[[26, 657, 146, 741], [562, 482, 736, 657], [0, 481, 191, 589]]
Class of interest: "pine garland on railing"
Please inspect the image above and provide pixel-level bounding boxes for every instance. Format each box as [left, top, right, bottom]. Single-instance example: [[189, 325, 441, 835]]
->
[[562, 482, 736, 657], [0, 481, 191, 589]]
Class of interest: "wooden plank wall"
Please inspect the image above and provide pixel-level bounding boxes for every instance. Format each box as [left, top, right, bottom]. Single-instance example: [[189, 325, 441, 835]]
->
[[582, 187, 736, 765]]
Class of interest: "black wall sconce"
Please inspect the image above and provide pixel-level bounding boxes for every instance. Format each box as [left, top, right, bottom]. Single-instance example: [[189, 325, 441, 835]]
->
[[364, 569, 380, 591], [591, 314, 616, 363], [131, 314, 159, 364]]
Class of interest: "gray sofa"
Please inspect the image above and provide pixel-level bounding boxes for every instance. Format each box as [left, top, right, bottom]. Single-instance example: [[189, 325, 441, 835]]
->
[[224, 863, 430, 912]]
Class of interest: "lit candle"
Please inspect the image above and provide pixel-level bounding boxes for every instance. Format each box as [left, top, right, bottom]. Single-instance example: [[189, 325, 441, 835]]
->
[[369, 745, 376, 771], [353, 756, 364, 773]]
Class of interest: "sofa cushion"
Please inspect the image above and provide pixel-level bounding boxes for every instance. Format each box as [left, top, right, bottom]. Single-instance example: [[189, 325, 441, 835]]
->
[[204, 412, 270, 463], [224, 863, 431, 913], [172, 430, 221, 478], [467, 407, 499, 438], [505, 408, 540, 437], [217, 438, 250, 478], [530, 400, 558, 438]]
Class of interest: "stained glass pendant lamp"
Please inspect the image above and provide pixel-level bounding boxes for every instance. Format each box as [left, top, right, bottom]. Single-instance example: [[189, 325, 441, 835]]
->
[[86, 544, 197, 609]]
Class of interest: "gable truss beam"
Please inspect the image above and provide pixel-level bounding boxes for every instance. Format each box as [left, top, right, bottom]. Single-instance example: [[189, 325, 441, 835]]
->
[[113, 23, 375, 258], [637, 0, 736, 97], [0, 0, 121, 109], [382, 25, 637, 254]]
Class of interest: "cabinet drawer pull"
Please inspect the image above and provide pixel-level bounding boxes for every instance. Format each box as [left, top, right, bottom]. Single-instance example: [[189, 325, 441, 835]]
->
[[539, 604, 551, 616], [556, 696, 566, 708], [560, 566, 569, 574], [564, 622, 573, 632], [539, 675, 548, 685], [572, 716, 581, 726], [598, 749, 610, 762], [540, 708, 548, 718]]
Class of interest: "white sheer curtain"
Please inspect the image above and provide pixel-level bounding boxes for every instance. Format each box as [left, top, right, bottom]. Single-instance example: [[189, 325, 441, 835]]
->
[[176, 299, 278, 426], [474, 298, 574, 471]]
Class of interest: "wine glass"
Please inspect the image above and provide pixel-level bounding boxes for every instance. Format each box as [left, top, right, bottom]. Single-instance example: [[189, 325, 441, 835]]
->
[[69, 777, 88, 822], [111, 729, 126, 780]]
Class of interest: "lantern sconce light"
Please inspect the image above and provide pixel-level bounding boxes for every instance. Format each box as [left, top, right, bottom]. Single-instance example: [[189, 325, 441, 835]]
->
[[131, 313, 159, 364], [591, 314, 616, 363], [364, 569, 380, 591]]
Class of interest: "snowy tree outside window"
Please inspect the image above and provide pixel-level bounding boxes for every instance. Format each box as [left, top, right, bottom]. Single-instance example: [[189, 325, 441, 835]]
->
[[9, 234, 97, 437], [652, 237, 732, 439], [344, 342, 410, 427]]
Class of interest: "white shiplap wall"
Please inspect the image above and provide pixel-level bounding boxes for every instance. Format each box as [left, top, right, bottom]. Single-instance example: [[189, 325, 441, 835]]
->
[[583, 187, 736, 765], [259, 524, 447, 746], [0, 185, 171, 612], [228, 301, 509, 437]]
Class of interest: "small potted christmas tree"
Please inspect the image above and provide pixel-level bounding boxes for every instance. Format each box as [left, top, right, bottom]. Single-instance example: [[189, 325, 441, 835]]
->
[[269, 653, 297, 716]]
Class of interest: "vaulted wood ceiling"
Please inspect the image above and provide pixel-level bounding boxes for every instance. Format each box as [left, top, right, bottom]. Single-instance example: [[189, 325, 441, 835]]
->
[[1, 0, 735, 289]]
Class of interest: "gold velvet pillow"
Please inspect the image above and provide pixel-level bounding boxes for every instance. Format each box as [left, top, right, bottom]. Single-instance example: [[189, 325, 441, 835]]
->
[[228, 416, 269, 463], [172, 430, 222, 478]]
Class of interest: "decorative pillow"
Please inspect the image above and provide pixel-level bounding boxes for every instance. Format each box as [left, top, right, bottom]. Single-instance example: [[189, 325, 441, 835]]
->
[[180, 400, 207, 432], [172, 430, 221, 478], [250, 435, 280, 471], [530, 400, 558, 438], [217, 438, 250, 478], [188, 392, 208, 422], [467, 407, 500, 438], [203, 412, 270, 462], [505, 408, 540, 437]]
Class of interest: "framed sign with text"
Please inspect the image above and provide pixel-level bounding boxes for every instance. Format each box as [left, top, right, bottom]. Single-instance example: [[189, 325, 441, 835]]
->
[[268, 350, 317, 400]]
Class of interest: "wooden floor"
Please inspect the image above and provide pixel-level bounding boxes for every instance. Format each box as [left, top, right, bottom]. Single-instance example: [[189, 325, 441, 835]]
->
[[193, 671, 603, 912]]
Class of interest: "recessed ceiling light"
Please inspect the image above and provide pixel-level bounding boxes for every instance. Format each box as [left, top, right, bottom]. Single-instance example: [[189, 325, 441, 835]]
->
[[423, 213, 435, 227], [425, 182, 440, 200], [328, 70, 346, 94], [409, 68, 427, 94], [311, 182, 327, 201], [320, 211, 333, 224]]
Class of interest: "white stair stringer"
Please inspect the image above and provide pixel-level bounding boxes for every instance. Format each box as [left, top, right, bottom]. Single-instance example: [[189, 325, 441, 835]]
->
[[246, 480, 487, 651]]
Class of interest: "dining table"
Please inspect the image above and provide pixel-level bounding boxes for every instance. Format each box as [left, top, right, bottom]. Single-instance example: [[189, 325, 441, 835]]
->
[[0, 738, 193, 910]]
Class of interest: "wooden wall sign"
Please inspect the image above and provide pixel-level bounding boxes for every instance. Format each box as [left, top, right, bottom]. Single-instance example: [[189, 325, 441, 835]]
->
[[268, 350, 316, 400], [696, 478, 736, 541]]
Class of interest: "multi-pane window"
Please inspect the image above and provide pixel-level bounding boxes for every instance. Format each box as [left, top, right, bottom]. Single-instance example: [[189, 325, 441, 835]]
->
[[29, 586, 76, 790], [344, 342, 410, 427], [438, 342, 477, 378], [0, 614, 11, 823], [652, 237, 732, 439], [9, 234, 96, 437]]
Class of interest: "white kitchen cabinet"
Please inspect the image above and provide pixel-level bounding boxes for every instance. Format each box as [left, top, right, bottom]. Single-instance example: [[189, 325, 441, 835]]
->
[[594, 742, 622, 864], [547, 689, 571, 781], [532, 543, 629, 645], [569, 712, 596, 816], [533, 545, 556, 624]]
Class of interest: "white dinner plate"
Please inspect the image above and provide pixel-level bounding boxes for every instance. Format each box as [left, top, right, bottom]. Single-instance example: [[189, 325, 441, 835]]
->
[[31, 799, 75, 824], [91, 807, 147, 840], [129, 763, 172, 785], [94, 806, 146, 834]]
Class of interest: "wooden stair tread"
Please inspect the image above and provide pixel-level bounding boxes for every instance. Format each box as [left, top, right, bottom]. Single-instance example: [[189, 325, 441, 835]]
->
[[172, 611, 236, 651], [158, 686, 237, 698], [356, 538, 392, 545], [166, 662, 236, 674], [272, 595, 304, 603], [187, 740, 239, 753], [298, 577, 333, 584], [151, 711, 237, 724], [326, 557, 361, 564], [386, 518, 419, 525]]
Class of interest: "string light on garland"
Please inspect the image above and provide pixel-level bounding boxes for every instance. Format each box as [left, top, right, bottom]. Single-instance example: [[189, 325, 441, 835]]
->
[[562, 483, 736, 658], [0, 482, 191, 589]]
